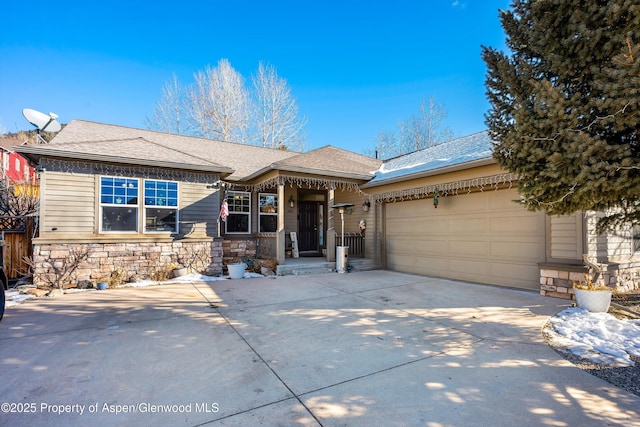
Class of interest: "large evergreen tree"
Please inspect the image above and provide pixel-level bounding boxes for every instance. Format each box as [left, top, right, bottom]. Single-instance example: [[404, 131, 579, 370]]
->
[[482, 0, 639, 232]]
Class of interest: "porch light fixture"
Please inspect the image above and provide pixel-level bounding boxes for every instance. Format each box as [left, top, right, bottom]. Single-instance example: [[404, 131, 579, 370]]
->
[[288, 195, 295, 208], [362, 199, 371, 212]]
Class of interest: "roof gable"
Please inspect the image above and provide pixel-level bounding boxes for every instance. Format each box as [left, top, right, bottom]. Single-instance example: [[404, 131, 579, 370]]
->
[[269, 146, 381, 180]]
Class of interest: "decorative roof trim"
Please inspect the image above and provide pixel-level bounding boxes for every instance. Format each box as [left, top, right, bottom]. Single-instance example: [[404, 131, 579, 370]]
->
[[237, 173, 363, 193], [40, 158, 219, 184], [371, 173, 518, 204], [15, 144, 234, 175]]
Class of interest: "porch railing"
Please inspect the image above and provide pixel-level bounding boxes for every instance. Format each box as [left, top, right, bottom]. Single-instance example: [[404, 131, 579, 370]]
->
[[335, 232, 365, 258]]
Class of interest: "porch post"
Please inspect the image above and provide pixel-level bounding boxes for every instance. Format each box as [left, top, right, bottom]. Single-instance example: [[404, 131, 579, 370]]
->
[[327, 188, 336, 262], [276, 183, 286, 265]]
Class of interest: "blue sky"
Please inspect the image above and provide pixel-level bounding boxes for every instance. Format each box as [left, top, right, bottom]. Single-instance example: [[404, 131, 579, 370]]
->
[[0, 0, 509, 155]]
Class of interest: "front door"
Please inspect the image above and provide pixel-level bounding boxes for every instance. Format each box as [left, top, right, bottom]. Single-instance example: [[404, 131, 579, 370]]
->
[[299, 201, 320, 255]]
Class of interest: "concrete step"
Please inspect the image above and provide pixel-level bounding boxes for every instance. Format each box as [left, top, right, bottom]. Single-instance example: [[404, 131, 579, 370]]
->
[[276, 261, 335, 276]]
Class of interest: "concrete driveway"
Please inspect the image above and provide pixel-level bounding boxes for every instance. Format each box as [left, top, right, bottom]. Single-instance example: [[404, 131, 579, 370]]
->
[[1, 271, 639, 426]]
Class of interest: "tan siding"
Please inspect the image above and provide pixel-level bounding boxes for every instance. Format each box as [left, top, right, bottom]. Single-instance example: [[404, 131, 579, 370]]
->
[[550, 214, 581, 260], [40, 171, 95, 235], [283, 188, 297, 234], [180, 181, 220, 236], [40, 169, 222, 239]]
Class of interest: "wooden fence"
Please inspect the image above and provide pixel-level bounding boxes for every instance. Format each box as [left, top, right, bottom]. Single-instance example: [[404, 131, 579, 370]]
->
[[0, 216, 36, 280]]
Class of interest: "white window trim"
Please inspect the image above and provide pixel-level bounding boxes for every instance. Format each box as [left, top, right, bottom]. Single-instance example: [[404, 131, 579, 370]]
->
[[143, 179, 180, 234], [99, 176, 140, 234], [225, 191, 251, 235], [258, 192, 278, 233], [99, 176, 180, 235]]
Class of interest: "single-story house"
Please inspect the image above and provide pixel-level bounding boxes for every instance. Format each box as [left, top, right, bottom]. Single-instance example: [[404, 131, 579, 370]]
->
[[15, 120, 639, 297], [15, 120, 381, 284]]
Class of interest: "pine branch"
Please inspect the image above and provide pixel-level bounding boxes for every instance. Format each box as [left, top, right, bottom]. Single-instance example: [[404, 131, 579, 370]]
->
[[530, 103, 632, 142]]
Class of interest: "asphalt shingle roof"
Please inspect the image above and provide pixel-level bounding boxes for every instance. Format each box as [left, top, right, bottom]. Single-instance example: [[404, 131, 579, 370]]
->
[[37, 120, 299, 180], [18, 120, 381, 182], [271, 146, 382, 179]]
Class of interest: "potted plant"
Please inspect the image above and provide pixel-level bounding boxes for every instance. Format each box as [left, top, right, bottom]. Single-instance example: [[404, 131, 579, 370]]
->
[[572, 274, 613, 313]]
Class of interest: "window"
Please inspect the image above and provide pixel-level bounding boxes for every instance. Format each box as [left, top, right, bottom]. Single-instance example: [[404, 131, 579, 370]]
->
[[100, 177, 139, 232], [226, 191, 250, 234], [633, 225, 640, 254], [259, 193, 278, 233], [144, 180, 178, 232], [100, 176, 179, 233]]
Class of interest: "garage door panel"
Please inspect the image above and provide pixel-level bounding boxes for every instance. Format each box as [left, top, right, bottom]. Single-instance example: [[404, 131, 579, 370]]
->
[[385, 188, 545, 290], [490, 241, 544, 261], [489, 262, 539, 287], [450, 259, 489, 276], [450, 241, 489, 257], [448, 218, 487, 234], [489, 215, 543, 235], [387, 253, 449, 274], [413, 240, 448, 256]]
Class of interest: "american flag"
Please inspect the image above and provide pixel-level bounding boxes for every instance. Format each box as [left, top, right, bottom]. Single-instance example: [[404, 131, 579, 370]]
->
[[219, 199, 229, 222]]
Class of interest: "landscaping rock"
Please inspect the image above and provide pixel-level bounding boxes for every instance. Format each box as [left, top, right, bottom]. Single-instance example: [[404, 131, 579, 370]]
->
[[47, 289, 65, 297], [25, 288, 48, 297], [76, 280, 94, 289]]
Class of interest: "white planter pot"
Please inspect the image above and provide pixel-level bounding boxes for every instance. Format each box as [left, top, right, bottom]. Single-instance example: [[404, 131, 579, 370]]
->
[[227, 263, 246, 279], [173, 267, 187, 278], [573, 288, 612, 313]]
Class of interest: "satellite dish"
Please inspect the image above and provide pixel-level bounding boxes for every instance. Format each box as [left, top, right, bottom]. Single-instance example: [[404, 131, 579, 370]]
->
[[22, 108, 62, 143]]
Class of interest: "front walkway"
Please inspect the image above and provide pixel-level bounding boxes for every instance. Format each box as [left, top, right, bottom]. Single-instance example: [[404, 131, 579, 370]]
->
[[1, 271, 638, 426]]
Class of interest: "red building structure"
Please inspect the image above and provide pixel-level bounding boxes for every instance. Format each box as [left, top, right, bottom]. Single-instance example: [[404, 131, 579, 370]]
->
[[0, 138, 37, 183]]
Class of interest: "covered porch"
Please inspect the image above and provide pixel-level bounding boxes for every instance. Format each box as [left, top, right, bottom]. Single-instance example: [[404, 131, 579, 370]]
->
[[221, 173, 379, 272]]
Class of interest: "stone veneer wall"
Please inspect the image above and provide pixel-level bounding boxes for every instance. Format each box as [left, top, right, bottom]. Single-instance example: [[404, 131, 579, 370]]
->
[[540, 262, 640, 300], [32, 239, 223, 287], [221, 238, 257, 265]]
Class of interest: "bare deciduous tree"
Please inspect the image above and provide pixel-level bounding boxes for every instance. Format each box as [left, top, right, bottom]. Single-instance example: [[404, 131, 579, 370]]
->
[[146, 73, 185, 134], [0, 180, 39, 217], [252, 62, 307, 151], [24, 247, 91, 289], [147, 59, 307, 150], [371, 98, 455, 159], [185, 59, 251, 143], [398, 98, 454, 153], [370, 129, 399, 160]]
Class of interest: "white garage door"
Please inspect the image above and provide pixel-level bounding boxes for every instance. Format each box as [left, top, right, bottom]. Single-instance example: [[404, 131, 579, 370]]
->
[[384, 188, 546, 289]]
